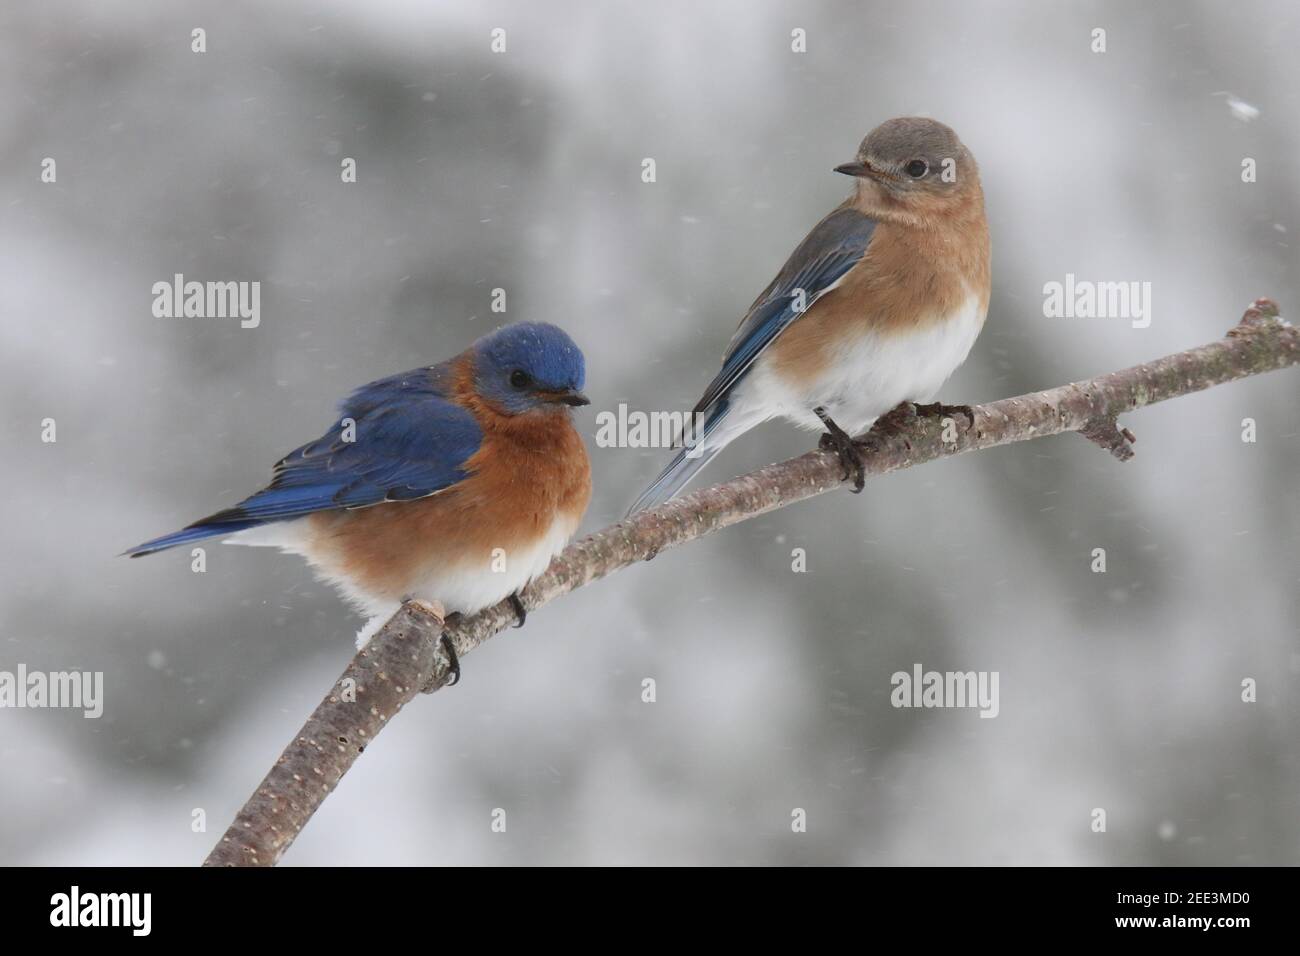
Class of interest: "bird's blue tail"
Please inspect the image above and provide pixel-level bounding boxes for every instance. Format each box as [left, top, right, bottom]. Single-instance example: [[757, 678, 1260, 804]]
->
[[123, 516, 263, 558], [625, 403, 732, 516]]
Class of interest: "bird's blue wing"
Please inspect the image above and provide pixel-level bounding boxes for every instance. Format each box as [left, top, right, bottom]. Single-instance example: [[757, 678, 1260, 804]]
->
[[692, 204, 877, 415], [626, 204, 878, 516], [212, 397, 480, 521], [125, 363, 482, 556]]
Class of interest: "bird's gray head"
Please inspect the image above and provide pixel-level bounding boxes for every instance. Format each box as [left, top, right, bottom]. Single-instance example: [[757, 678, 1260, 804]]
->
[[473, 322, 589, 416], [835, 117, 979, 209]]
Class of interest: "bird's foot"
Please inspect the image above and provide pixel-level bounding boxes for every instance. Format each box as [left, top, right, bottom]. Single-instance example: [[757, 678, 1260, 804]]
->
[[913, 401, 975, 430], [508, 591, 527, 628], [428, 607, 464, 687], [815, 407, 865, 493], [399, 596, 462, 686], [440, 633, 461, 686]]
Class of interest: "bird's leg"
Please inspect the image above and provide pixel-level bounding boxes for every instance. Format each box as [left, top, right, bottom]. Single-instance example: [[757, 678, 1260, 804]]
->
[[815, 406, 865, 493], [432, 608, 464, 687], [913, 401, 975, 430], [439, 634, 461, 686], [508, 591, 527, 628]]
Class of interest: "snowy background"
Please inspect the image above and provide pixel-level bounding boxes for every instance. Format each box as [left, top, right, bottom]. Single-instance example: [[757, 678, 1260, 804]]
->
[[2, 0, 1297, 865]]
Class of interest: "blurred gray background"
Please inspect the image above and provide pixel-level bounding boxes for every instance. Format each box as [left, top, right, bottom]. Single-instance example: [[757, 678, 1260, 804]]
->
[[1, 0, 1297, 865]]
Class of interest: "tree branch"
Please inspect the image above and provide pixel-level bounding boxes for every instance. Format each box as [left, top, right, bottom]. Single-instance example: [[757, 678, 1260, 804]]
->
[[203, 298, 1297, 866]]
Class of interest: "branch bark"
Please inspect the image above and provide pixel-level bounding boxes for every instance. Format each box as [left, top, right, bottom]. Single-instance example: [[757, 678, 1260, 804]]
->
[[203, 298, 1297, 866]]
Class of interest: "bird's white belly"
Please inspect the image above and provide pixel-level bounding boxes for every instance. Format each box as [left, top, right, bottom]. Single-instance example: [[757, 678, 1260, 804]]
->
[[225, 510, 578, 647], [404, 515, 577, 616], [743, 291, 986, 435]]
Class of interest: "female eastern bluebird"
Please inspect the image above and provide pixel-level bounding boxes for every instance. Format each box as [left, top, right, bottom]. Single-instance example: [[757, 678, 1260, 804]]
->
[[127, 322, 592, 668], [629, 117, 991, 513]]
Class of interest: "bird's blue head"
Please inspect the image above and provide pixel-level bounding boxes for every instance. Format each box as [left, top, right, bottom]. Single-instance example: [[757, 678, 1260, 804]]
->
[[472, 322, 589, 415]]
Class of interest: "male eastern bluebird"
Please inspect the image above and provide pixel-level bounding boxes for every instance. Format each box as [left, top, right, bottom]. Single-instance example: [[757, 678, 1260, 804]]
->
[[126, 322, 592, 675], [628, 117, 991, 513]]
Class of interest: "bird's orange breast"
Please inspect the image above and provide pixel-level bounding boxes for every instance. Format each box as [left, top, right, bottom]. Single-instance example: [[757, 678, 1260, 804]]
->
[[304, 406, 591, 606], [768, 196, 991, 385]]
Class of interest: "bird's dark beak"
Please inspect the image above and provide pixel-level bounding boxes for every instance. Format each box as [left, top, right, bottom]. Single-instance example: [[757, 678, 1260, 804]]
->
[[553, 389, 590, 407], [834, 161, 871, 178]]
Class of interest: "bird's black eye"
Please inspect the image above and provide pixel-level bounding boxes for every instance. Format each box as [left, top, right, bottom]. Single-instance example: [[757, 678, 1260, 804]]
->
[[509, 369, 532, 389], [905, 159, 928, 178]]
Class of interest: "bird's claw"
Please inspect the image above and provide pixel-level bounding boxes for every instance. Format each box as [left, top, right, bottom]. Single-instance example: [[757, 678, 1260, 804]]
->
[[508, 591, 527, 628], [821, 428, 866, 493], [814, 406, 866, 493], [439, 633, 461, 686]]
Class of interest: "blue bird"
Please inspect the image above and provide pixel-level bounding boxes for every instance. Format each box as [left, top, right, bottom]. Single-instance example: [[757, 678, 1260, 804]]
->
[[127, 322, 592, 662], [629, 117, 991, 513]]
